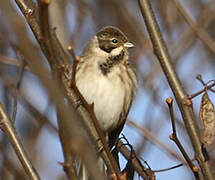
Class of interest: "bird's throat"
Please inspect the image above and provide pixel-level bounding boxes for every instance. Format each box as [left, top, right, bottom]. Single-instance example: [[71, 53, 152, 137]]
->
[[99, 49, 125, 75]]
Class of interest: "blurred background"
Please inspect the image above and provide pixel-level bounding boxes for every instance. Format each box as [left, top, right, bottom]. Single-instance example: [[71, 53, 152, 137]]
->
[[0, 0, 215, 179]]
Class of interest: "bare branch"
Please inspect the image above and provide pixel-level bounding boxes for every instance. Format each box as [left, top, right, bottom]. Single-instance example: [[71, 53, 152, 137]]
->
[[138, 0, 214, 179], [0, 103, 40, 180]]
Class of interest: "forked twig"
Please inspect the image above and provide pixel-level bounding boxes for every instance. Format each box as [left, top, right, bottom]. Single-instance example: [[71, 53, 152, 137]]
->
[[166, 97, 200, 179], [188, 75, 215, 100]]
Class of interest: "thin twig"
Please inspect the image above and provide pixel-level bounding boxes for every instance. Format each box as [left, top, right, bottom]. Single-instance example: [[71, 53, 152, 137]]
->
[[166, 97, 200, 179], [196, 75, 215, 93], [153, 164, 183, 173], [128, 120, 185, 163], [12, 51, 26, 122], [0, 55, 30, 70], [188, 81, 215, 100], [116, 140, 155, 180], [19, 94, 58, 133], [0, 103, 40, 180]]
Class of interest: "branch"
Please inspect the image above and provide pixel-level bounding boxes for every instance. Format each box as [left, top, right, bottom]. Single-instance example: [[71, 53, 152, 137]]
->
[[0, 103, 40, 180], [38, 0, 59, 71], [138, 0, 214, 179]]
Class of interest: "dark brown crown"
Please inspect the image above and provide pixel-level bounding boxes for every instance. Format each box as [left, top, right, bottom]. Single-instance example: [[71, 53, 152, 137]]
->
[[96, 26, 128, 53]]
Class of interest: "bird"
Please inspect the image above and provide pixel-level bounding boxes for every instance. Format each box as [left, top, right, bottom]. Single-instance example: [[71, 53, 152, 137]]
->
[[75, 26, 137, 179]]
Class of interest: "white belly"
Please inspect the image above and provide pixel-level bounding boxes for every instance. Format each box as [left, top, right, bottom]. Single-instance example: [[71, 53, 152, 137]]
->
[[76, 68, 125, 132]]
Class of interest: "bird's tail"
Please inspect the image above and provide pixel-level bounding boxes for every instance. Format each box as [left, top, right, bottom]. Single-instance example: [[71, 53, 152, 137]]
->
[[77, 157, 106, 180]]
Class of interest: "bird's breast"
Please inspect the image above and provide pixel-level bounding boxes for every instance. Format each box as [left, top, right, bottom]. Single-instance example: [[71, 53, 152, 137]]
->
[[75, 61, 126, 132]]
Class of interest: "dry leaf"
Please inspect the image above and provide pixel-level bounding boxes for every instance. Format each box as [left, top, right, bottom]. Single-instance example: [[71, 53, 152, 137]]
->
[[200, 92, 215, 147]]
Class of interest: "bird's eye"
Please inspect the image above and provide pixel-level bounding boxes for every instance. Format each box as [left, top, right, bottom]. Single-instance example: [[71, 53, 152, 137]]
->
[[112, 39, 118, 43]]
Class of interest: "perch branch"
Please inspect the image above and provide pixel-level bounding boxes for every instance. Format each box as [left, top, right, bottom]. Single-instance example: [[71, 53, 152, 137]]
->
[[68, 45, 120, 177]]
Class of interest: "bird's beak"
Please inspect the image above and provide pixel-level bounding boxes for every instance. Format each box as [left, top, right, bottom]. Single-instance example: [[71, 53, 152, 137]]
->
[[123, 42, 134, 48]]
